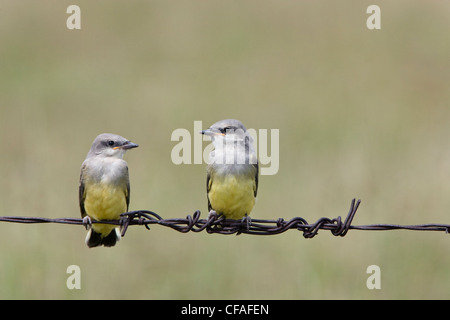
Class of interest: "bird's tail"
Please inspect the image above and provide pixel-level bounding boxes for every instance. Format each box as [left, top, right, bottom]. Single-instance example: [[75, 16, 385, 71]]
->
[[85, 228, 120, 248]]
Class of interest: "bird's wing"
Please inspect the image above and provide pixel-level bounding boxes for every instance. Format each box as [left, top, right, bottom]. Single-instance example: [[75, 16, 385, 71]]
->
[[125, 167, 130, 211], [253, 161, 259, 198], [206, 171, 212, 212], [79, 164, 87, 218]]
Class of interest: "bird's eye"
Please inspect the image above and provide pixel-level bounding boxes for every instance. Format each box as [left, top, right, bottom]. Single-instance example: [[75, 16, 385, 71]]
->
[[107, 140, 115, 146]]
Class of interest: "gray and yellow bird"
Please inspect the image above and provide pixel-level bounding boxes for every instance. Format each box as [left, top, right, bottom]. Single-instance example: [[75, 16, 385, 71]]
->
[[202, 119, 259, 220], [79, 133, 138, 247]]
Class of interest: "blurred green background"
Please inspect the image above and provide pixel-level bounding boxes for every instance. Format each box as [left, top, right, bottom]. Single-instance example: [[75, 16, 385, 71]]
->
[[0, 0, 449, 299]]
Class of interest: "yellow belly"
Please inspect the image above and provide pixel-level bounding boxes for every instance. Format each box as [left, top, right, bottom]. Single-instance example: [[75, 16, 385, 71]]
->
[[84, 183, 127, 236], [208, 175, 255, 219]]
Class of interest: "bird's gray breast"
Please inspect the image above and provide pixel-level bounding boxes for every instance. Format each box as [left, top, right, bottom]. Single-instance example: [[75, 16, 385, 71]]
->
[[82, 157, 129, 186]]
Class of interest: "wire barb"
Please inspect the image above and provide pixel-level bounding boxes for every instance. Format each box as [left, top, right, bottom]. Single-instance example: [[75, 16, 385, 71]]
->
[[1, 198, 450, 238]]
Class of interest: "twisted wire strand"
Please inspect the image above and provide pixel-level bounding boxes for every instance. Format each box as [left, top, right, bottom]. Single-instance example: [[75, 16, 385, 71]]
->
[[1, 199, 449, 238]]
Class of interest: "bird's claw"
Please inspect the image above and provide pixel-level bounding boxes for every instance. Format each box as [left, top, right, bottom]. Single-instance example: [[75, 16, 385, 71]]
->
[[82, 216, 92, 230], [241, 214, 251, 231], [207, 210, 217, 220]]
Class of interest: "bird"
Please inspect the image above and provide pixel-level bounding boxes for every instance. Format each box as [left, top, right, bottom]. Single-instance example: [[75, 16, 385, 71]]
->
[[201, 119, 259, 220], [79, 133, 138, 247]]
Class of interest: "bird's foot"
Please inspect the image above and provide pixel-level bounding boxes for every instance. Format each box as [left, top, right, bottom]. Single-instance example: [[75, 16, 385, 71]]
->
[[207, 210, 218, 220], [241, 214, 251, 231], [82, 216, 92, 231]]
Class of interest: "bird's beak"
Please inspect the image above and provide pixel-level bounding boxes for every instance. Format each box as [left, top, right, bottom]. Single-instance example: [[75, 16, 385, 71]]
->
[[114, 141, 139, 150], [201, 128, 225, 136]]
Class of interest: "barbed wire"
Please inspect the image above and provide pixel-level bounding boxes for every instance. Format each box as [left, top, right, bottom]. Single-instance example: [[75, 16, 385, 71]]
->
[[0, 199, 449, 238]]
